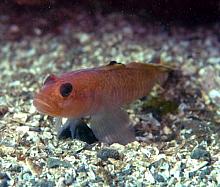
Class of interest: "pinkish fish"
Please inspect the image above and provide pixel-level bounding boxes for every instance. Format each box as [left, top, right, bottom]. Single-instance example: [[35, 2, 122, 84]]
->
[[34, 60, 172, 144]]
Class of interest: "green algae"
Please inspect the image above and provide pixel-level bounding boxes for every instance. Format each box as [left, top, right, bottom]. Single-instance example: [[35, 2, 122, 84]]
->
[[142, 96, 178, 116]]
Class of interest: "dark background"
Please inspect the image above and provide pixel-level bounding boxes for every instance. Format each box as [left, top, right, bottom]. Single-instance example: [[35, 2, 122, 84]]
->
[[2, 0, 220, 24]]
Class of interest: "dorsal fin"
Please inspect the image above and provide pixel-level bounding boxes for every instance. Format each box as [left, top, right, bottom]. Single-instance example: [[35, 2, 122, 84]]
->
[[108, 61, 122, 66], [98, 61, 125, 71], [126, 62, 173, 72], [43, 74, 58, 85]]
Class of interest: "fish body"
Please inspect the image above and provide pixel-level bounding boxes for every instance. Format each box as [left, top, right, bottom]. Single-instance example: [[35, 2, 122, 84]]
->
[[34, 61, 171, 144]]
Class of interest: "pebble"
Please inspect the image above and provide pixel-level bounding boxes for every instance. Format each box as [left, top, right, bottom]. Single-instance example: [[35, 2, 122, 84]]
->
[[42, 131, 53, 140], [170, 162, 186, 178], [110, 143, 125, 152], [181, 60, 197, 75], [0, 173, 10, 187], [34, 180, 55, 187], [13, 112, 28, 123], [149, 158, 166, 169], [97, 148, 120, 161], [140, 147, 152, 157], [191, 146, 211, 161], [216, 173, 220, 184], [0, 180, 8, 187], [9, 25, 19, 33], [56, 177, 65, 187], [154, 173, 166, 183], [209, 89, 220, 106], [33, 28, 42, 36], [29, 104, 36, 114], [144, 170, 155, 183], [207, 57, 220, 64], [47, 157, 72, 168], [198, 66, 220, 107], [199, 167, 211, 179], [64, 174, 75, 185], [0, 105, 8, 117], [75, 33, 90, 44], [120, 164, 133, 175], [0, 173, 10, 181], [16, 126, 29, 137], [21, 172, 33, 181]]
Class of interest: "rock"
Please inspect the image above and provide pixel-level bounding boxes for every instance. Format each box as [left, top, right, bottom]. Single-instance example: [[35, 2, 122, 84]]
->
[[181, 60, 197, 75], [198, 65, 220, 107], [0, 173, 10, 187], [64, 174, 75, 185], [0, 180, 8, 187], [97, 148, 120, 161], [16, 126, 30, 138], [13, 112, 28, 123], [207, 57, 220, 64], [42, 131, 53, 140], [76, 164, 88, 173], [216, 173, 220, 184], [209, 89, 220, 107], [191, 146, 211, 161], [149, 158, 167, 169], [34, 180, 55, 187], [47, 158, 72, 168], [144, 170, 155, 183], [189, 171, 196, 178], [21, 172, 33, 181], [0, 105, 8, 117], [154, 173, 165, 182], [199, 167, 211, 179], [0, 173, 10, 181], [149, 158, 170, 183], [75, 33, 90, 44]]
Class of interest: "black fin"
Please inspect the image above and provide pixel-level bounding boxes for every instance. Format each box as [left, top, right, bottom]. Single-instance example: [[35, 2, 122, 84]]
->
[[90, 108, 135, 145], [57, 118, 80, 139], [57, 118, 97, 144], [108, 61, 121, 66]]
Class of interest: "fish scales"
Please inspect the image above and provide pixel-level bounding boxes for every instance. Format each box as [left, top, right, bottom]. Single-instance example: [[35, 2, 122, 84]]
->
[[95, 67, 161, 107]]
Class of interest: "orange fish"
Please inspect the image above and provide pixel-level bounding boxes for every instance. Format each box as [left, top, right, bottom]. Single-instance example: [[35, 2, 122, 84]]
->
[[33, 60, 172, 144]]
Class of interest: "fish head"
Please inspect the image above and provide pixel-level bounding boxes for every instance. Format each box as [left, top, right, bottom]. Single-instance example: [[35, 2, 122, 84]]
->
[[33, 74, 91, 118]]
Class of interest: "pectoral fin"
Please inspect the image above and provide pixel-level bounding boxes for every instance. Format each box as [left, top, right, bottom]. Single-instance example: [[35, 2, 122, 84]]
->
[[90, 108, 135, 145]]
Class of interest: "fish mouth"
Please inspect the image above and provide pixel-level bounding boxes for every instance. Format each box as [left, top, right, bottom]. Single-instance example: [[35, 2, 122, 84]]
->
[[33, 96, 60, 117]]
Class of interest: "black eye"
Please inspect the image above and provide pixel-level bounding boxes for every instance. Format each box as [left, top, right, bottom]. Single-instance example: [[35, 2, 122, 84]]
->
[[60, 83, 73, 97]]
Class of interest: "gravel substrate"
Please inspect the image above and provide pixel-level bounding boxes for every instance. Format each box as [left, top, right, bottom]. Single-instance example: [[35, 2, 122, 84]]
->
[[0, 5, 220, 187]]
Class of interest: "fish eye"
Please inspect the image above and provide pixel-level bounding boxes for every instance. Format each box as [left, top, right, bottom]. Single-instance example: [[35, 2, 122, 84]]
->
[[60, 83, 73, 97]]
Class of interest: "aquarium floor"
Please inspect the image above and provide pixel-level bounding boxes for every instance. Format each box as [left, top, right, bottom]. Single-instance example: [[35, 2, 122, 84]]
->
[[0, 5, 220, 187]]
